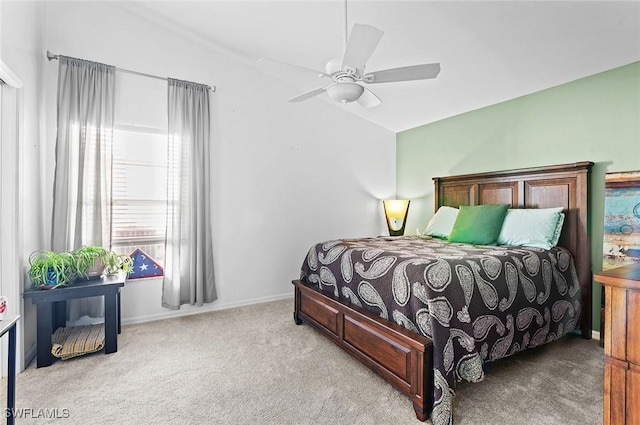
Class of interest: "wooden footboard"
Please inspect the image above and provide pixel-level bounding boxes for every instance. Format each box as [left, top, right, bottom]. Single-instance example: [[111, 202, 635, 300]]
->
[[293, 279, 434, 421]]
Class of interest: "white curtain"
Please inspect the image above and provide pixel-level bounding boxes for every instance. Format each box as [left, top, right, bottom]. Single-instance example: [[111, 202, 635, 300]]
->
[[163, 79, 216, 309], [51, 56, 115, 321]]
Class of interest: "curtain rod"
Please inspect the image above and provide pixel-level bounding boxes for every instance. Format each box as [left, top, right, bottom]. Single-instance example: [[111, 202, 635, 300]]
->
[[46, 51, 216, 93]]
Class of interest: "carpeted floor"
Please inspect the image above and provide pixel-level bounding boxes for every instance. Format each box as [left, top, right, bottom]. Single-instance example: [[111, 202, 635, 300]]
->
[[3, 299, 603, 424]]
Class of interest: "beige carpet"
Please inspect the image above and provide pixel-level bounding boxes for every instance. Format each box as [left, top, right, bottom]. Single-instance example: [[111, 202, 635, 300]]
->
[[3, 299, 603, 424]]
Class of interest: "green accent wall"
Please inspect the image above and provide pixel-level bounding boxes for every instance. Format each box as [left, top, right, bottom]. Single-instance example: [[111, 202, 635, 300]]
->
[[397, 61, 640, 332]]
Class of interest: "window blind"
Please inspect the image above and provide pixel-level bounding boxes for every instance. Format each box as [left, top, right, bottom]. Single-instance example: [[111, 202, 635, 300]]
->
[[111, 124, 168, 265]]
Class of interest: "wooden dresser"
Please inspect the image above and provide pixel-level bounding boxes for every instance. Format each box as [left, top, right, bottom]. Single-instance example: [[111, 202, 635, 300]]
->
[[594, 263, 640, 425]]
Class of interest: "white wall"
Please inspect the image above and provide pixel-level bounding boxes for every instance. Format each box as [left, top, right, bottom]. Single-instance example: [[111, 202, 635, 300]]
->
[[38, 1, 396, 330]]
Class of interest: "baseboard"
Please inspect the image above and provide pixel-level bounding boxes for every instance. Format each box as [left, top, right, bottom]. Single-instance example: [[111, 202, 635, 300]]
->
[[592, 330, 601, 341], [121, 292, 294, 326], [23, 343, 36, 370]]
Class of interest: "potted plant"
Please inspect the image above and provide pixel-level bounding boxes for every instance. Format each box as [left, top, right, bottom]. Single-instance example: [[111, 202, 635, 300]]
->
[[28, 250, 77, 289], [71, 246, 109, 279], [102, 251, 134, 275], [29, 247, 134, 289], [72, 246, 134, 278]]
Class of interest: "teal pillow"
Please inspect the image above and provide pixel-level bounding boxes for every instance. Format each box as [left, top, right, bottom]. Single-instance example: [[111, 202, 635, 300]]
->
[[497, 207, 564, 249], [549, 213, 565, 247], [448, 204, 509, 245]]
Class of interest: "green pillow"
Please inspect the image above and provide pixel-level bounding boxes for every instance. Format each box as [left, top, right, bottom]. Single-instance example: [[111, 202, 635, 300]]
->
[[448, 204, 509, 245]]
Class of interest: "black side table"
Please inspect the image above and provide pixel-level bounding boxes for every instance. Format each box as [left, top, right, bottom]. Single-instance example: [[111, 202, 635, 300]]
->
[[0, 315, 19, 425], [24, 273, 126, 367]]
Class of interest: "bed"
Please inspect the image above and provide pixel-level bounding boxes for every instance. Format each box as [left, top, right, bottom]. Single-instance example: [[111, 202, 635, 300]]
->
[[292, 161, 593, 424]]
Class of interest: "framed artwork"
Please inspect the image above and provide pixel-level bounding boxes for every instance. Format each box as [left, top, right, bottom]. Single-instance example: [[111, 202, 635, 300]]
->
[[603, 170, 640, 270]]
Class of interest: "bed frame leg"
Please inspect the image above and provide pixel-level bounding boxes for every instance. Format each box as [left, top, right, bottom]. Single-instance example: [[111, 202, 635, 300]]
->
[[293, 284, 303, 325], [412, 402, 429, 422]]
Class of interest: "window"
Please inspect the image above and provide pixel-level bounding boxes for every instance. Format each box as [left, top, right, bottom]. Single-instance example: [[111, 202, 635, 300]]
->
[[111, 125, 168, 267], [111, 73, 168, 272]]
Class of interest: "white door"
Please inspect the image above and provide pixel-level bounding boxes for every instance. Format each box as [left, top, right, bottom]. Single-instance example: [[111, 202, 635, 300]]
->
[[0, 60, 25, 374]]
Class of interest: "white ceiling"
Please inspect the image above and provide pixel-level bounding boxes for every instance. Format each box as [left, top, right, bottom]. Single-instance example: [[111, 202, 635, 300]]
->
[[133, 0, 640, 132]]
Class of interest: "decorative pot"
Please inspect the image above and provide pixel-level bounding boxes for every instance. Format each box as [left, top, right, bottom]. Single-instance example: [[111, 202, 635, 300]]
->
[[84, 258, 105, 280]]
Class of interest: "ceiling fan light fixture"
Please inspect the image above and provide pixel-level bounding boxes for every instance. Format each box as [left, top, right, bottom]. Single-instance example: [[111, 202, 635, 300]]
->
[[257, 16, 441, 109], [326, 82, 364, 103]]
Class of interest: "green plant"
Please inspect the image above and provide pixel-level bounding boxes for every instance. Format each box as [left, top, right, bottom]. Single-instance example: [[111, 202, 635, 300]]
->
[[29, 247, 134, 288], [73, 246, 134, 277], [102, 252, 133, 275], [28, 250, 76, 288], [72, 246, 109, 279]]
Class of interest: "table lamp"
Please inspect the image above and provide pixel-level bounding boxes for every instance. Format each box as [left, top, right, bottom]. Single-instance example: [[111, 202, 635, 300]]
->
[[383, 199, 410, 236]]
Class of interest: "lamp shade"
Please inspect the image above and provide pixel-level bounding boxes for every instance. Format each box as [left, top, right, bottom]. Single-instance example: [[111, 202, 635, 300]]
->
[[383, 199, 410, 236], [383, 200, 410, 218]]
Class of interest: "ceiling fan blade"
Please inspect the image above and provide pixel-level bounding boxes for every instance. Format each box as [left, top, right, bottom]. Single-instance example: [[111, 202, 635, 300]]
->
[[342, 24, 384, 75], [257, 58, 330, 83], [288, 87, 327, 103], [357, 87, 382, 108], [362, 63, 441, 84]]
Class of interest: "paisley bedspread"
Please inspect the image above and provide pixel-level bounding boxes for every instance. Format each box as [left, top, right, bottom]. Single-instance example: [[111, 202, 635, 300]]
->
[[299, 236, 581, 425]]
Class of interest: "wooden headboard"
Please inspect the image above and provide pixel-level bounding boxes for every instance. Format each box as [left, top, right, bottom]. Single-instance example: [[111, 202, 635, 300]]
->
[[433, 161, 594, 338]]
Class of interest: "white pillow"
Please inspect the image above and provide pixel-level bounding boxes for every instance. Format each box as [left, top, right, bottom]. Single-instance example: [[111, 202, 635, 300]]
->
[[423, 206, 459, 239], [497, 207, 564, 249]]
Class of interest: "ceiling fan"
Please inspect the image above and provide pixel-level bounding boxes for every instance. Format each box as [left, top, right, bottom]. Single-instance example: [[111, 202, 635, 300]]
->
[[257, 6, 440, 108]]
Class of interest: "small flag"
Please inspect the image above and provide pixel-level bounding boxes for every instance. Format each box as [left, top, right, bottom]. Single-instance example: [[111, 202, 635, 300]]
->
[[128, 248, 164, 279]]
